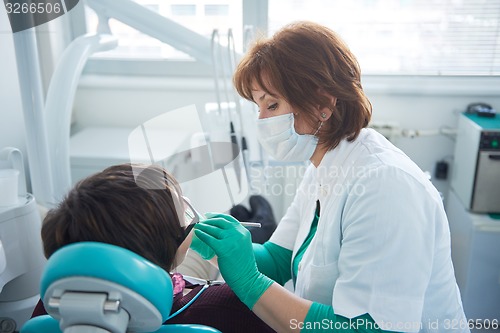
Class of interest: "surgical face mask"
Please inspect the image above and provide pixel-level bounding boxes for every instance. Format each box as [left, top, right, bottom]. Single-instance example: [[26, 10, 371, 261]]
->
[[256, 113, 319, 162]]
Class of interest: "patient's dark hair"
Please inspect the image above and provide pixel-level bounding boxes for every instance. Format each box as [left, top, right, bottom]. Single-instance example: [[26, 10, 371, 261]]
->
[[41, 163, 185, 272]]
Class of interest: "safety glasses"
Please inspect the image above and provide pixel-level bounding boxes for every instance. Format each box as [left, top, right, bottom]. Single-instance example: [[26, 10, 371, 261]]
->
[[176, 196, 203, 246]]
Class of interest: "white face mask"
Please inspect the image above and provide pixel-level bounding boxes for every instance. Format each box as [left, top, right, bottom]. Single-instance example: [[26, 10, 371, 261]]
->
[[256, 113, 319, 162]]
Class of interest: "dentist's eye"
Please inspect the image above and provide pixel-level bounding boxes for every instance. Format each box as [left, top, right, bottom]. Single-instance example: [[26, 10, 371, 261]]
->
[[268, 103, 278, 111]]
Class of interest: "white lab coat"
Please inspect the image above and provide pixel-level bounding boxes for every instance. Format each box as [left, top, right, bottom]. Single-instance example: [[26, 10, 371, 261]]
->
[[270, 128, 469, 333]]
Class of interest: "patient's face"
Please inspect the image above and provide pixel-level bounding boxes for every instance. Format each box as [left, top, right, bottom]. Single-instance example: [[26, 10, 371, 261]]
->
[[174, 229, 193, 267]]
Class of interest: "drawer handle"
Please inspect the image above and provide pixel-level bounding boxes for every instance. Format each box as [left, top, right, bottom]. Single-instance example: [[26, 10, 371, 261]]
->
[[488, 155, 500, 160]]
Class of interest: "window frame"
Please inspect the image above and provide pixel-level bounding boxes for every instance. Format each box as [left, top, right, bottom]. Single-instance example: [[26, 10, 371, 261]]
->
[[70, 0, 500, 94], [72, 0, 268, 78]]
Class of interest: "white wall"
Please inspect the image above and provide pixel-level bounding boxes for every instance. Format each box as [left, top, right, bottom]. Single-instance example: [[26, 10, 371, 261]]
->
[[365, 76, 500, 200], [72, 75, 500, 219], [73, 76, 216, 131]]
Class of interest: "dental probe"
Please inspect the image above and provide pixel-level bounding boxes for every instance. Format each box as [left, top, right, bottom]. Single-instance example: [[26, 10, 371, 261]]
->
[[188, 200, 261, 228], [240, 222, 261, 228]]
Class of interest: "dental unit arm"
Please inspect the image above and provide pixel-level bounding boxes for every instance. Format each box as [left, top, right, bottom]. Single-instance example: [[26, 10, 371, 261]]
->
[[13, 0, 227, 208]]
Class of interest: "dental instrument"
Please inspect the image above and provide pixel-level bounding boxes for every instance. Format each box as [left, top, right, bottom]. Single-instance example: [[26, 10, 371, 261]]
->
[[239, 222, 262, 228], [188, 197, 261, 228], [227, 28, 252, 193], [210, 30, 235, 207], [183, 275, 225, 286], [211, 29, 242, 200]]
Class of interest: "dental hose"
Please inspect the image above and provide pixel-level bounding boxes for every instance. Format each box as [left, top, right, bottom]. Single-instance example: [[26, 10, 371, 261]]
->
[[166, 283, 210, 320]]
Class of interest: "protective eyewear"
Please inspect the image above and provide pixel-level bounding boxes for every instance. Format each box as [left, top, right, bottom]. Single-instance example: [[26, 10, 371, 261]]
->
[[177, 196, 204, 246]]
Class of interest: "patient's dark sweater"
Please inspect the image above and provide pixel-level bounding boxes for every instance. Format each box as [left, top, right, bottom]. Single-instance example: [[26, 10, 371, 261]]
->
[[32, 280, 276, 333]]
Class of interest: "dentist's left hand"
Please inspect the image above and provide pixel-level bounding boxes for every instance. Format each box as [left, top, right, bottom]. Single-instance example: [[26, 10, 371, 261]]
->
[[194, 213, 274, 309]]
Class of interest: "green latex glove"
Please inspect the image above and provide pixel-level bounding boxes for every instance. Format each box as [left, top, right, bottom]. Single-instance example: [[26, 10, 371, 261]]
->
[[194, 212, 274, 309], [189, 230, 215, 260]]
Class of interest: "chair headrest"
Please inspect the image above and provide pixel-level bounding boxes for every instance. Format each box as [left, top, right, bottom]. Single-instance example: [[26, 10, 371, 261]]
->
[[41, 242, 173, 330]]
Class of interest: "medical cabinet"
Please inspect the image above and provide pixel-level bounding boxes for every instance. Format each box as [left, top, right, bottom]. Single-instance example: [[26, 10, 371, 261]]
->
[[447, 190, 500, 321], [450, 112, 500, 213]]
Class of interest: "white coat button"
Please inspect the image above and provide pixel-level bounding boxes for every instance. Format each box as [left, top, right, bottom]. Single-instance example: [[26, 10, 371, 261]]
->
[[298, 263, 302, 271]]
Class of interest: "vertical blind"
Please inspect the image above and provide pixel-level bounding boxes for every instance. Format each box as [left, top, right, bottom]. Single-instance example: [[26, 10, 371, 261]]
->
[[268, 0, 500, 75]]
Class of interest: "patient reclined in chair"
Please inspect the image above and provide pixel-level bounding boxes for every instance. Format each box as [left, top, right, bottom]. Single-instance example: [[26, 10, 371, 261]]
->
[[26, 163, 275, 333]]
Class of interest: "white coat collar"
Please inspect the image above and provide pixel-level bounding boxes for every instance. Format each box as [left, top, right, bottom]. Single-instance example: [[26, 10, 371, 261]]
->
[[310, 128, 371, 189]]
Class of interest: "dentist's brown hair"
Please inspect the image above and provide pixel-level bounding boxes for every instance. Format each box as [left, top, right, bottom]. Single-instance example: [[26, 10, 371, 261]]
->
[[234, 21, 372, 150]]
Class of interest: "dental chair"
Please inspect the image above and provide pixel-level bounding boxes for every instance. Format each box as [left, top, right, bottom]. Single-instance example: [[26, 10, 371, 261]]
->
[[20, 242, 221, 333]]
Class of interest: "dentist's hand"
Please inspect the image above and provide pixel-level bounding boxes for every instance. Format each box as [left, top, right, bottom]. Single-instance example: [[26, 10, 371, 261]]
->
[[194, 213, 274, 309], [190, 230, 215, 260]]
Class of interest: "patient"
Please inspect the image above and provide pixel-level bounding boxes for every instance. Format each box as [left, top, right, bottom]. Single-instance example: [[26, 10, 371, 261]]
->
[[32, 163, 275, 333]]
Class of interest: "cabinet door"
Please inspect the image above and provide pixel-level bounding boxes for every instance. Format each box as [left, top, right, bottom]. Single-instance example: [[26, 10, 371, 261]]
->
[[463, 228, 500, 320], [472, 151, 500, 213]]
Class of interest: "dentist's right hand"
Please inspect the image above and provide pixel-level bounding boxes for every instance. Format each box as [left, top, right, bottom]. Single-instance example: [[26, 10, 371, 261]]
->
[[189, 231, 215, 260], [193, 213, 274, 309]]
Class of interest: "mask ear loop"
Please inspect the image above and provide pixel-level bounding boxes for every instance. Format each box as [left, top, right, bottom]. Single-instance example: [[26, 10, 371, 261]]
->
[[313, 120, 324, 136], [313, 110, 328, 136]]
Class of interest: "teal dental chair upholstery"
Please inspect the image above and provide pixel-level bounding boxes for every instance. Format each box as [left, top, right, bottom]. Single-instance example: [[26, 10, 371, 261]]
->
[[20, 242, 221, 333]]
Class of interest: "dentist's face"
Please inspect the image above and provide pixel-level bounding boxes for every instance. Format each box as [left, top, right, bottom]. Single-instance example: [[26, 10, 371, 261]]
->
[[251, 83, 315, 136], [251, 87, 291, 119]]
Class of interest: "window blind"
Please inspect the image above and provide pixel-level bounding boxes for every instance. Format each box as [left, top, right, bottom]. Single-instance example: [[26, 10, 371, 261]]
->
[[268, 0, 500, 75]]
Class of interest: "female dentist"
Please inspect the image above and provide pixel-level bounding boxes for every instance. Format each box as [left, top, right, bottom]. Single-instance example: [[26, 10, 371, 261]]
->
[[192, 21, 469, 333]]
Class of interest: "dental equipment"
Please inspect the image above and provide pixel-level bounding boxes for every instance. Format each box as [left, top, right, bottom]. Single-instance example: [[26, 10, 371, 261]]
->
[[240, 222, 262, 228], [0, 148, 46, 332], [183, 276, 225, 287], [10, 0, 230, 208], [211, 29, 243, 202], [227, 28, 253, 193], [188, 197, 261, 228], [86, 0, 219, 64]]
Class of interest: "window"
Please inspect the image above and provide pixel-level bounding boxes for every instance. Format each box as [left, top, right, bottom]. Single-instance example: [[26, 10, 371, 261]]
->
[[268, 0, 500, 75], [84, 0, 243, 61], [171, 4, 196, 16], [79, 0, 499, 76], [205, 4, 229, 16]]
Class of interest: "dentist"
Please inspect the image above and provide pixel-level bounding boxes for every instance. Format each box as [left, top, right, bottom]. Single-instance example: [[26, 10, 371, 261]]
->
[[192, 21, 469, 333]]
